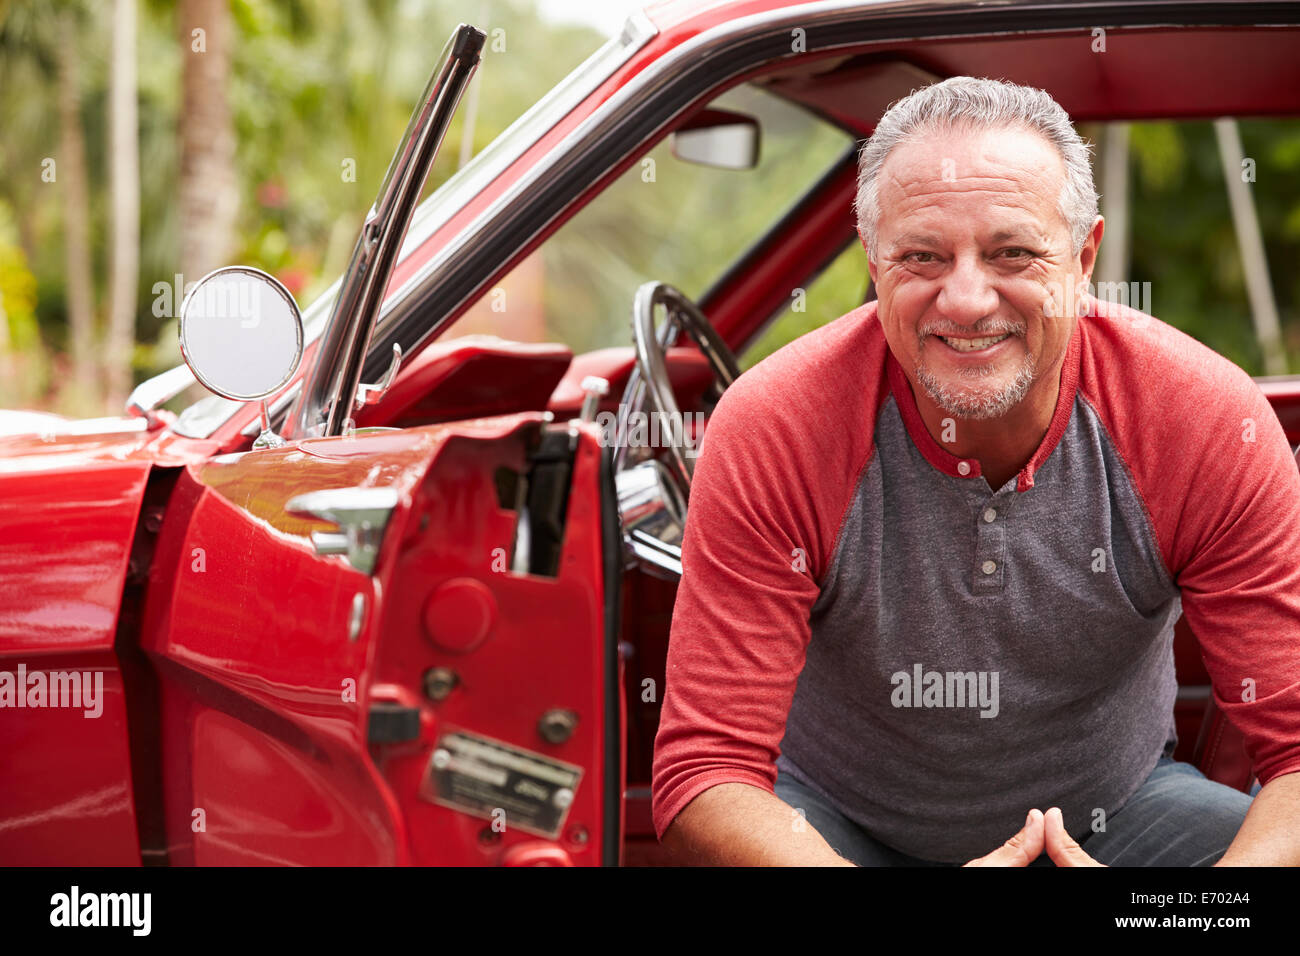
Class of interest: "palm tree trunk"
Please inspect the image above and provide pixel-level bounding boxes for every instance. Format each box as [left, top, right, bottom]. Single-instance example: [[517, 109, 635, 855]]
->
[[57, 10, 97, 405], [1214, 119, 1287, 375], [178, 0, 237, 284], [1095, 123, 1131, 291], [104, 0, 140, 410]]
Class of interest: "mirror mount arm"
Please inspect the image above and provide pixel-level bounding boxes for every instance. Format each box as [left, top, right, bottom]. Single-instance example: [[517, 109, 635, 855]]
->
[[252, 398, 287, 449]]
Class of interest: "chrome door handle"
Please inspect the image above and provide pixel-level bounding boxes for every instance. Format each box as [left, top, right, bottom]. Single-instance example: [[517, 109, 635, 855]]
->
[[286, 486, 400, 574]]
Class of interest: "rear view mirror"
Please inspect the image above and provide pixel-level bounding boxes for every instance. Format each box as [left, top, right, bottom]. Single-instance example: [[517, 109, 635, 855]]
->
[[179, 265, 304, 447], [670, 108, 760, 170]]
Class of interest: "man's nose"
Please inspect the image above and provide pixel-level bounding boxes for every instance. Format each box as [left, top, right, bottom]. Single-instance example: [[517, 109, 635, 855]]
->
[[935, 254, 998, 326]]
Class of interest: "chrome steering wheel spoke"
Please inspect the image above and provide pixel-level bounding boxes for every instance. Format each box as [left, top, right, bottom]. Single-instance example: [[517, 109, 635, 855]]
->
[[614, 281, 739, 579]]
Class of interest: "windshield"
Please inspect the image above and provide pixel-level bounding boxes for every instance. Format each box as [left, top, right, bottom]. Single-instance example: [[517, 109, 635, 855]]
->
[[442, 82, 853, 354], [172, 14, 655, 440]]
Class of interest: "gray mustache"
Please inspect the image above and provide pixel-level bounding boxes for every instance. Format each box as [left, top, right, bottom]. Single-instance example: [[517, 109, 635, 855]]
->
[[920, 324, 1025, 338]]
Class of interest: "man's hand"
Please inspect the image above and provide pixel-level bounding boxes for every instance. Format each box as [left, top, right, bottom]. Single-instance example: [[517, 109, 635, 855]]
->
[[963, 807, 1106, 866], [963, 809, 1044, 866], [1043, 806, 1105, 866]]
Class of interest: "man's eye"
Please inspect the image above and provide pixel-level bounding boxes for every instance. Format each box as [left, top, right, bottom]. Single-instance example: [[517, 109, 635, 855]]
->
[[905, 252, 937, 264], [999, 248, 1032, 259]]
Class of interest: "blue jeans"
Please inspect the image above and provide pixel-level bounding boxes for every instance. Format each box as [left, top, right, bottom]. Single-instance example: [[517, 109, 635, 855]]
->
[[773, 757, 1253, 866]]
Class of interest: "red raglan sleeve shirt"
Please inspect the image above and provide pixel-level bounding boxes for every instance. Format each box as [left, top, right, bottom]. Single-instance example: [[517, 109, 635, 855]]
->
[[649, 307, 887, 840], [1080, 301, 1300, 788], [651, 298, 1300, 845]]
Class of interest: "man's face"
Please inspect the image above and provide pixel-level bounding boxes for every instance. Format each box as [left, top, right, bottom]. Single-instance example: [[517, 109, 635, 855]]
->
[[867, 125, 1098, 421]]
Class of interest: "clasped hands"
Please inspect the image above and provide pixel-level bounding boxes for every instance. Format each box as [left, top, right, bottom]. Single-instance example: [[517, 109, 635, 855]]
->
[[963, 807, 1106, 867]]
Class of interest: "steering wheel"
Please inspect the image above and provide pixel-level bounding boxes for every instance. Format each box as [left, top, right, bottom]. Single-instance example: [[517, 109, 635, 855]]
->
[[625, 281, 741, 494]]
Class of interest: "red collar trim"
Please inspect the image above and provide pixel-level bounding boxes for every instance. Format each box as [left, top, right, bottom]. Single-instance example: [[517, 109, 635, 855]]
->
[[885, 322, 1082, 492], [886, 352, 982, 481], [1015, 322, 1082, 491]]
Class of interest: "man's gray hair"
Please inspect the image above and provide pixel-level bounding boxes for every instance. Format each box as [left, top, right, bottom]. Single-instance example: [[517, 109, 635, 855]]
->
[[854, 76, 1099, 259]]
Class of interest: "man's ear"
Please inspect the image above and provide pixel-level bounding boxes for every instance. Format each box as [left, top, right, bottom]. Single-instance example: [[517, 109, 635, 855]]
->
[[1078, 216, 1105, 285]]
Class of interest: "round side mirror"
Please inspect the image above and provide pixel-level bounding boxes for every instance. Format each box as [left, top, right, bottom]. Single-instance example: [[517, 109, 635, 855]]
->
[[179, 266, 304, 402]]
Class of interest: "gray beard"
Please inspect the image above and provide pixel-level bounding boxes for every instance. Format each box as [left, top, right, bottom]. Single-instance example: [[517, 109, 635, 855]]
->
[[915, 351, 1037, 420]]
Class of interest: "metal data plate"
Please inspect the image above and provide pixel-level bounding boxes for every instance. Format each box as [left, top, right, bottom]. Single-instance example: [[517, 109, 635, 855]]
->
[[421, 729, 583, 839]]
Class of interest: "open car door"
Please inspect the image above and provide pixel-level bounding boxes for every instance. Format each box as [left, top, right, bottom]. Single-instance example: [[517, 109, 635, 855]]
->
[[143, 415, 620, 865], [137, 22, 620, 866]]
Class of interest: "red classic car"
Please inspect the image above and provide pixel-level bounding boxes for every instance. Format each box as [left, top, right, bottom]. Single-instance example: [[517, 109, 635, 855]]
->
[[2, 0, 1298, 867]]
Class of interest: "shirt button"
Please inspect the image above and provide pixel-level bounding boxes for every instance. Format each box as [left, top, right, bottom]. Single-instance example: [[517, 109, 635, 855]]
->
[[983, 508, 997, 523], [957, 461, 971, 476], [982, 560, 997, 575]]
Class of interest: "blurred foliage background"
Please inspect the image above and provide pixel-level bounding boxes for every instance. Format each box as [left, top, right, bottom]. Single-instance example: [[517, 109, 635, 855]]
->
[[0, 0, 1297, 419], [0, 0, 605, 414]]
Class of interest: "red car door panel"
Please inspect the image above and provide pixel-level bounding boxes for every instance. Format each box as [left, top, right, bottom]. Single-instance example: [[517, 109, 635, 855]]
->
[[142, 414, 616, 865], [371, 420, 617, 865]]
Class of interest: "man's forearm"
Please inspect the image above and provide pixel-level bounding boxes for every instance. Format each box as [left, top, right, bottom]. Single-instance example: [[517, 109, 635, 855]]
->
[[1216, 770, 1300, 866], [661, 782, 856, 866]]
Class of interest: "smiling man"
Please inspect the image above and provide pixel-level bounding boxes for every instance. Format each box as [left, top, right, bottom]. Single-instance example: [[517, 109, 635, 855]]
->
[[651, 77, 1300, 866]]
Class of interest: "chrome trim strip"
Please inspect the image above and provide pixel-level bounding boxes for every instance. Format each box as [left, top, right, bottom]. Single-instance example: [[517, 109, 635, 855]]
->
[[626, 532, 683, 579], [291, 24, 485, 439], [385, 12, 658, 282], [125, 363, 198, 424]]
